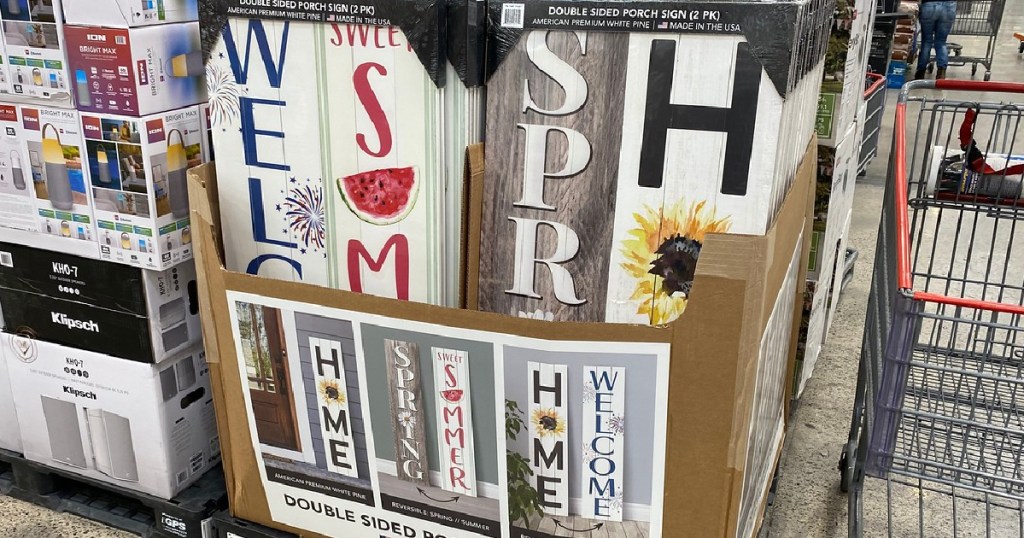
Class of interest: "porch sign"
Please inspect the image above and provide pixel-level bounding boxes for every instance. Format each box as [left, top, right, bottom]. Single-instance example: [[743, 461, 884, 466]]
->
[[209, 19, 447, 304], [383, 339, 429, 485], [527, 361, 569, 516], [432, 347, 477, 496], [581, 366, 625, 521], [309, 337, 359, 477]]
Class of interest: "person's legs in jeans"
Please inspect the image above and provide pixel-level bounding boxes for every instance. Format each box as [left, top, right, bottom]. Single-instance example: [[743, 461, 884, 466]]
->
[[933, 1, 957, 77], [917, 2, 939, 77]]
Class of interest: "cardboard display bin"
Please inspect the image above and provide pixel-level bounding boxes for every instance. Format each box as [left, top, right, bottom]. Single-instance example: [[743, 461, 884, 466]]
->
[[1, 336, 219, 499], [187, 140, 815, 538], [0, 241, 202, 363]]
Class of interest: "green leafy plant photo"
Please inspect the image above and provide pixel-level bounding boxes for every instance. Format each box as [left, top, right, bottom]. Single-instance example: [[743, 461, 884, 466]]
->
[[506, 400, 542, 527]]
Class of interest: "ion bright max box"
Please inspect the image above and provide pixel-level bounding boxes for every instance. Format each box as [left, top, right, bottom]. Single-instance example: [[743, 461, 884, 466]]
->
[[62, 0, 198, 27], [63, 23, 206, 116], [0, 103, 38, 232], [2, 336, 219, 500], [0, 241, 202, 363], [21, 105, 96, 247], [0, 0, 72, 102], [83, 107, 203, 270]]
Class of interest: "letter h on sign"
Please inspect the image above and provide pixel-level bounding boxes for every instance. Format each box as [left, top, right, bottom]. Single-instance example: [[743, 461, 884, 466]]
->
[[528, 362, 569, 516], [310, 337, 358, 477], [638, 40, 760, 195]]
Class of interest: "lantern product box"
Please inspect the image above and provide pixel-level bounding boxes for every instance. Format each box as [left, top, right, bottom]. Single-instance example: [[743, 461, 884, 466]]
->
[[19, 104, 97, 249], [0, 103, 38, 233], [62, 22, 207, 116], [477, 0, 831, 324], [1, 335, 219, 500], [206, 6, 465, 307], [62, 0, 198, 27], [82, 106, 204, 270], [0, 0, 72, 103], [186, 136, 815, 538], [0, 241, 202, 363], [0, 344, 20, 453]]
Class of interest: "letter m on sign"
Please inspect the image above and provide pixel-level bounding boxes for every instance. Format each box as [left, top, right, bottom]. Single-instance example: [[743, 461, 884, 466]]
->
[[347, 234, 410, 300]]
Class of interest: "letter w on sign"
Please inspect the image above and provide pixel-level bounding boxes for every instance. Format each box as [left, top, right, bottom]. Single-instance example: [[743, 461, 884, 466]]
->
[[310, 337, 359, 477], [383, 339, 429, 485], [528, 361, 569, 516], [432, 347, 477, 496]]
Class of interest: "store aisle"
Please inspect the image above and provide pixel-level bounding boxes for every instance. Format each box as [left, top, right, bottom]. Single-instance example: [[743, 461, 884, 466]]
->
[[763, 2, 1024, 536]]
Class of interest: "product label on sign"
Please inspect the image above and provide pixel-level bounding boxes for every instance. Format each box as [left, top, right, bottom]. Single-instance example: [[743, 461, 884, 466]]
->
[[498, 1, 745, 32]]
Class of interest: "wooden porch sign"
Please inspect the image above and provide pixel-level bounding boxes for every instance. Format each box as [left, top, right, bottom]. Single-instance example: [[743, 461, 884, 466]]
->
[[309, 337, 358, 477], [432, 347, 477, 496], [383, 339, 429, 485], [527, 361, 569, 516], [581, 366, 625, 521]]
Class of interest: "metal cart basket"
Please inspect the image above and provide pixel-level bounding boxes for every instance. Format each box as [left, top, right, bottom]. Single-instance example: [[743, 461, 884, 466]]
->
[[928, 0, 1009, 80], [842, 78, 1024, 537]]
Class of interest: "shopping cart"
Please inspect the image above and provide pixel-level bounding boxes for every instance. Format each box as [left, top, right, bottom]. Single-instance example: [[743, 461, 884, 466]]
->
[[859, 73, 888, 176], [841, 78, 1024, 537], [925, 0, 1008, 81]]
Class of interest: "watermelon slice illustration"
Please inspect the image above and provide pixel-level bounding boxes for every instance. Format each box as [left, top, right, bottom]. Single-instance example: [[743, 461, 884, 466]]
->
[[338, 166, 419, 225], [440, 389, 464, 404]]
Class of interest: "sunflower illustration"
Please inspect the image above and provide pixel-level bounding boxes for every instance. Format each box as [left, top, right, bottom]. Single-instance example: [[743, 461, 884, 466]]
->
[[318, 379, 346, 406], [531, 408, 566, 438], [620, 199, 731, 325]]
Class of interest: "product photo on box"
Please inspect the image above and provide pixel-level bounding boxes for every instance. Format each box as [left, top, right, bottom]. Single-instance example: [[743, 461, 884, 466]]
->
[[0, 342, 21, 453], [1, 336, 220, 500], [62, 0, 198, 27], [20, 105, 96, 248], [0, 241, 202, 363], [0, 0, 72, 103], [82, 106, 203, 270], [0, 103, 38, 232], [63, 22, 207, 116]]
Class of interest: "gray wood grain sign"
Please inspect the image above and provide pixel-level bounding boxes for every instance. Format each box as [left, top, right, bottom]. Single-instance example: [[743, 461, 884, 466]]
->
[[478, 30, 629, 322], [383, 339, 430, 486]]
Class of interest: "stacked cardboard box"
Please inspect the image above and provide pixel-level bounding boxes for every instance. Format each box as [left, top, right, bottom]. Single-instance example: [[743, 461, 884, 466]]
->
[[796, 0, 874, 396], [0, 0, 220, 504]]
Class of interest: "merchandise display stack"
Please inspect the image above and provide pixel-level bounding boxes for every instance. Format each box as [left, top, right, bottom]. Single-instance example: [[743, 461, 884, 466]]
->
[[884, 0, 919, 87], [794, 0, 874, 397], [0, 2, 226, 537], [194, 1, 830, 538]]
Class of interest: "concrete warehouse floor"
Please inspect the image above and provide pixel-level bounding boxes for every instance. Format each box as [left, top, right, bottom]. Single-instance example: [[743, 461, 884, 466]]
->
[[4, 5, 1024, 538]]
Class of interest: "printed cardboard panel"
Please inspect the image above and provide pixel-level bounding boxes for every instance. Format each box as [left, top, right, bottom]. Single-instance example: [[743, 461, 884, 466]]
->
[[207, 19, 450, 305], [478, 15, 825, 324], [0, 241, 202, 363], [63, 23, 206, 116], [2, 336, 220, 499], [223, 292, 671, 538], [0, 343, 20, 452], [0, 37, 9, 94], [19, 105, 96, 247], [187, 136, 814, 538], [1, 0, 71, 102], [83, 106, 203, 270], [0, 103, 38, 232], [62, 0, 198, 27]]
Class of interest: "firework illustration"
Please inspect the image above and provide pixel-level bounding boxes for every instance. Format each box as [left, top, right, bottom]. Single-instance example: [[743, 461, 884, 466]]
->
[[581, 443, 598, 466], [531, 408, 566, 438], [608, 414, 626, 435], [318, 379, 346, 406], [608, 491, 625, 512], [582, 382, 597, 403], [620, 199, 731, 325], [206, 62, 240, 126], [284, 183, 326, 250]]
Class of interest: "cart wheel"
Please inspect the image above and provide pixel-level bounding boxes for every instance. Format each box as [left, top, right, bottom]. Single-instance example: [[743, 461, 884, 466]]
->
[[839, 449, 850, 493], [984, 72, 992, 81], [972, 64, 978, 76]]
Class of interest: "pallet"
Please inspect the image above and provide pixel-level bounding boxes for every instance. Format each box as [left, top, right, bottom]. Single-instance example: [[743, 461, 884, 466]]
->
[[208, 510, 298, 538], [0, 448, 226, 538]]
